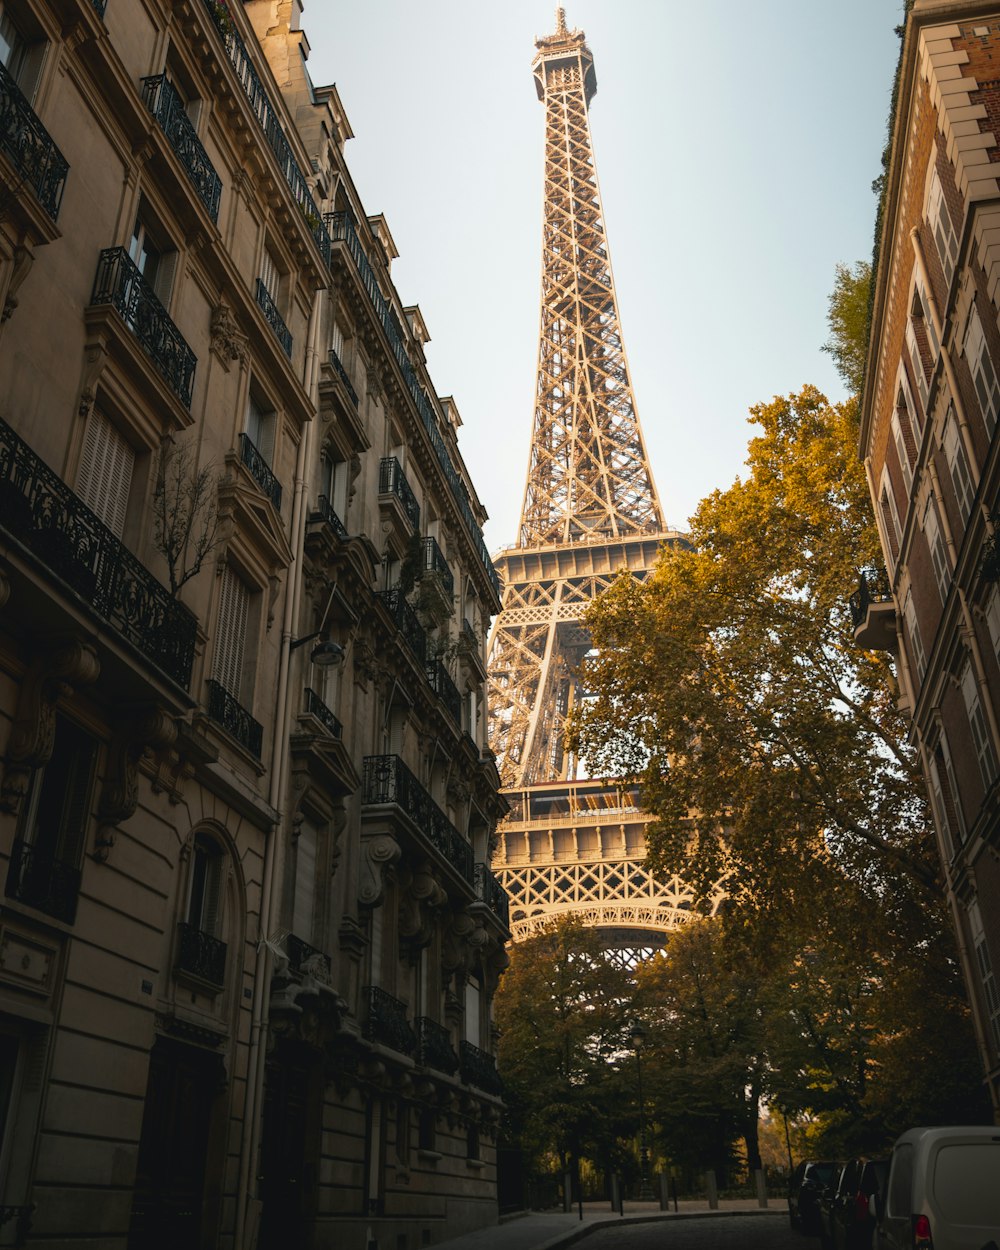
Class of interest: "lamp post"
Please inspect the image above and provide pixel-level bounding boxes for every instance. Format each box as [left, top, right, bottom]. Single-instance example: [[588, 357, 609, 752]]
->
[[629, 1020, 653, 1201]]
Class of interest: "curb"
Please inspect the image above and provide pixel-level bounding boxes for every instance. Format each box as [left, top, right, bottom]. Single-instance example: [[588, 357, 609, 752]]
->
[[533, 1208, 783, 1250]]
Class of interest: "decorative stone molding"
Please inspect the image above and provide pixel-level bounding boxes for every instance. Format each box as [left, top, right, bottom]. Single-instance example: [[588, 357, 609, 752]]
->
[[358, 833, 401, 907], [1, 245, 34, 326], [76, 340, 108, 420], [210, 300, 249, 369], [94, 706, 178, 861], [398, 861, 447, 950], [1, 639, 100, 813]]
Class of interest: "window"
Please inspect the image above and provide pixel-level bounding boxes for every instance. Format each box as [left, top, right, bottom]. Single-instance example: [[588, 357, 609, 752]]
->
[[928, 168, 959, 288], [960, 657, 998, 789], [902, 588, 926, 683], [245, 392, 275, 464], [187, 833, 224, 936], [878, 469, 902, 568], [928, 732, 964, 855], [891, 409, 913, 493], [75, 409, 134, 539], [329, 319, 344, 360], [0, 2, 42, 98], [291, 817, 317, 942], [129, 216, 177, 306], [986, 586, 1000, 662], [907, 318, 930, 412], [922, 494, 950, 602], [465, 977, 481, 1049], [466, 1123, 480, 1161], [212, 564, 250, 699], [259, 247, 279, 301], [5, 714, 97, 923], [395, 1101, 411, 1168], [968, 899, 1000, 1055], [418, 1107, 436, 1153], [963, 306, 1000, 438], [943, 406, 975, 523], [0, 1032, 19, 1167], [916, 279, 940, 358]]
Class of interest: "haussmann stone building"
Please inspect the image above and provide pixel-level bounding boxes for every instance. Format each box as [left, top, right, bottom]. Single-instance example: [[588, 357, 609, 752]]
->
[[0, 0, 510, 1245]]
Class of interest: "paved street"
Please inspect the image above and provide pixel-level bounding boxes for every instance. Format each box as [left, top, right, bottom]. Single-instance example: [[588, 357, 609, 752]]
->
[[583, 1213, 802, 1249]]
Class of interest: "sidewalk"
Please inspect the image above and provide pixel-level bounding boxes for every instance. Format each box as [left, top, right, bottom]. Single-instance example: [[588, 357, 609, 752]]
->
[[433, 1199, 781, 1250]]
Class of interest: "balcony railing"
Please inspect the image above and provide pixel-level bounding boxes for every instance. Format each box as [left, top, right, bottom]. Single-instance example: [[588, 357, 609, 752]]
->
[[239, 432, 282, 510], [206, 678, 263, 758], [362, 754, 474, 885], [378, 456, 420, 532], [420, 536, 454, 596], [92, 0, 106, 15], [461, 618, 478, 647], [201, 0, 330, 263], [848, 568, 892, 628], [311, 494, 348, 541], [5, 838, 81, 925], [91, 247, 197, 408], [0, 59, 69, 220], [304, 687, 342, 739], [459, 1041, 502, 1095], [141, 75, 221, 223], [255, 278, 292, 357], [424, 656, 462, 725], [363, 985, 417, 1056], [286, 933, 331, 980], [329, 347, 359, 407], [475, 862, 510, 928], [176, 921, 227, 987], [0, 416, 197, 688], [415, 1016, 459, 1074], [328, 212, 499, 598], [377, 588, 427, 663]]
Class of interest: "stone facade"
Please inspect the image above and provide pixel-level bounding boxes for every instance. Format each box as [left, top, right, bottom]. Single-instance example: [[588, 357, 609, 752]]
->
[[860, 0, 1000, 1115], [0, 0, 508, 1246]]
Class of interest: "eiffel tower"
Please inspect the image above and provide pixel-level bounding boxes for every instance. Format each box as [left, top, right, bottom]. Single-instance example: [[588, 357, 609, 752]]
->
[[488, 10, 710, 964]]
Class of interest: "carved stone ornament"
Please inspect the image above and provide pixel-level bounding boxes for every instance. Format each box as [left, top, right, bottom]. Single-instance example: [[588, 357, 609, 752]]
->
[[1, 639, 100, 813], [398, 861, 447, 949], [94, 707, 178, 861], [210, 301, 249, 369], [353, 638, 379, 691], [77, 341, 108, 420], [358, 833, 401, 908], [440, 909, 477, 980], [1, 244, 34, 326]]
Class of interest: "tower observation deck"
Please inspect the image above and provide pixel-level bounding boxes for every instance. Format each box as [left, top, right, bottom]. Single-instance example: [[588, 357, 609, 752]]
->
[[487, 11, 711, 962]]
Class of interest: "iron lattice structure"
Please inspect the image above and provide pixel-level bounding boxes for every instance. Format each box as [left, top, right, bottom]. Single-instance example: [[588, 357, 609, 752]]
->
[[488, 12, 705, 962]]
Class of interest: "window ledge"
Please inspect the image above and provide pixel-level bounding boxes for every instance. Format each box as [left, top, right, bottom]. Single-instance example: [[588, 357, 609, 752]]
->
[[416, 1149, 442, 1164], [466, 1157, 486, 1170]]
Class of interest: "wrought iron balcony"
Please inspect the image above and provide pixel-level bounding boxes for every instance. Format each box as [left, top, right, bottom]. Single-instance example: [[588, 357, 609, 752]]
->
[[328, 212, 499, 599], [420, 536, 454, 596], [0, 416, 197, 688], [92, 0, 106, 15], [329, 347, 359, 407], [378, 457, 420, 532], [176, 921, 227, 987], [304, 687, 342, 739], [475, 862, 510, 928], [459, 1040, 502, 1095], [848, 569, 895, 652], [141, 75, 221, 223], [201, 0, 330, 263], [5, 837, 81, 925], [415, 1016, 459, 1075], [311, 494, 349, 541], [286, 933, 331, 980], [255, 278, 292, 357], [0, 60, 69, 221], [91, 247, 196, 408], [363, 985, 417, 1056], [424, 656, 462, 725], [362, 755, 474, 885], [206, 678, 263, 758], [377, 588, 427, 663], [239, 432, 282, 510], [461, 618, 478, 647]]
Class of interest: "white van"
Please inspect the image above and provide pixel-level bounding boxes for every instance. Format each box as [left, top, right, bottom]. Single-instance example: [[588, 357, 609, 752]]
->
[[877, 1126, 1000, 1250]]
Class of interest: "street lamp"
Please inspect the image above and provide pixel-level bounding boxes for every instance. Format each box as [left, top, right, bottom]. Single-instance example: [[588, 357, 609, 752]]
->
[[629, 1020, 653, 1201]]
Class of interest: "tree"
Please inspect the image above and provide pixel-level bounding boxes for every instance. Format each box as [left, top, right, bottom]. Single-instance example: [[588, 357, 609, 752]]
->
[[494, 918, 635, 1187], [822, 260, 871, 395], [151, 436, 223, 595]]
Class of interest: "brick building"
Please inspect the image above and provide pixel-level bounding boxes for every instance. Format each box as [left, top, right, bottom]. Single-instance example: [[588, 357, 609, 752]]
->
[[0, 0, 507, 1246], [860, 0, 1000, 1113]]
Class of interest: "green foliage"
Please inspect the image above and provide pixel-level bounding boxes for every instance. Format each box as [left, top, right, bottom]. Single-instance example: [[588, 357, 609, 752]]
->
[[823, 261, 871, 395]]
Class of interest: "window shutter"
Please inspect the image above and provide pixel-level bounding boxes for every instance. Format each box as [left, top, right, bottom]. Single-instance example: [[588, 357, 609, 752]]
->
[[152, 250, 179, 308], [902, 589, 926, 681], [944, 409, 975, 522], [928, 170, 959, 288], [891, 411, 912, 492], [938, 732, 966, 846], [960, 659, 998, 788], [259, 249, 278, 299], [922, 495, 950, 602], [245, 394, 275, 464], [968, 900, 1000, 1054], [330, 320, 344, 359], [213, 566, 249, 697], [986, 588, 1000, 661], [964, 308, 1000, 438], [76, 411, 134, 539]]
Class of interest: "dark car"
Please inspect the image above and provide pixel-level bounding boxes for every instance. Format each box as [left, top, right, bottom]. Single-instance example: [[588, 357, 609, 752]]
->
[[819, 1158, 889, 1250], [789, 1160, 841, 1235]]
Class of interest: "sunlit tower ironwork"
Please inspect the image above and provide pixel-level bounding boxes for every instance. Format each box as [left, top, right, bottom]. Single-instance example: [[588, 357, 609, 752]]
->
[[488, 10, 712, 963]]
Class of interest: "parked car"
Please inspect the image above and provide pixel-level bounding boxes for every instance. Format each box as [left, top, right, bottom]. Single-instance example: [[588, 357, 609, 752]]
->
[[819, 1158, 888, 1250], [876, 1126, 1000, 1250], [789, 1159, 841, 1235]]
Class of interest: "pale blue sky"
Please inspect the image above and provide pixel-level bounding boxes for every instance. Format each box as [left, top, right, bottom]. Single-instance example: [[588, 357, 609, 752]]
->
[[304, 1, 904, 548]]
